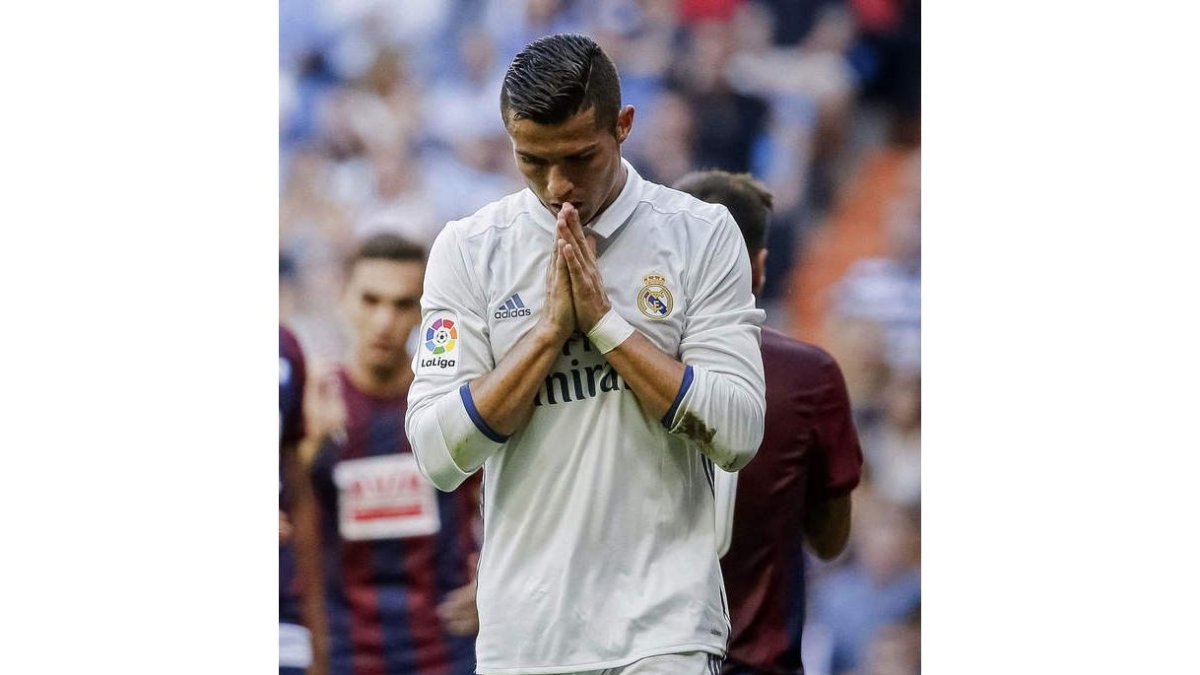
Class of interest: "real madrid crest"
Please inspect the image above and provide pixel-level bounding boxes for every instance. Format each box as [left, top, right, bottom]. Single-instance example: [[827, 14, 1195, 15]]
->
[[637, 272, 674, 319]]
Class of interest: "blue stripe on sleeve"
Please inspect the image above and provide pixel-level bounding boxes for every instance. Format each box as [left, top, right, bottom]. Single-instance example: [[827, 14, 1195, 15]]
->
[[661, 365, 694, 429], [459, 383, 509, 443]]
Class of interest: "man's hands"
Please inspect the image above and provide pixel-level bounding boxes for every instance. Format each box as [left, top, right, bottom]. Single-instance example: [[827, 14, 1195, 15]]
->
[[538, 217, 577, 344], [537, 202, 611, 341], [463, 203, 619, 441], [556, 203, 611, 333]]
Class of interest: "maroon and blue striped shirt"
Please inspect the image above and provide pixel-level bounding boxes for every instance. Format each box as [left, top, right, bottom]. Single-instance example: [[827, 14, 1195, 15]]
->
[[311, 368, 480, 675]]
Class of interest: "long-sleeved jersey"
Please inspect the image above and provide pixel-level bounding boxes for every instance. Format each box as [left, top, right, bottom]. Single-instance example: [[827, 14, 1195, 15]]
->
[[405, 160, 766, 674]]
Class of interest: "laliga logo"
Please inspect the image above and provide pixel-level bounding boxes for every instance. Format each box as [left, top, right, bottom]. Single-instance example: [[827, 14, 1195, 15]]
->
[[422, 318, 458, 369]]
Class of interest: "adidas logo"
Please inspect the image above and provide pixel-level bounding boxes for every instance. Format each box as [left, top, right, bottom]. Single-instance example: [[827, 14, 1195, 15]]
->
[[494, 293, 532, 320]]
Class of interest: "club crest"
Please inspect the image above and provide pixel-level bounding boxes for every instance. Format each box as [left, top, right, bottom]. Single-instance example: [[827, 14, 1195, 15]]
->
[[637, 272, 673, 319]]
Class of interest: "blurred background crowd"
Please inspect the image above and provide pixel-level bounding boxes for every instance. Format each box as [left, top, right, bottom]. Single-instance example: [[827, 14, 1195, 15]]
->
[[279, 1, 920, 674]]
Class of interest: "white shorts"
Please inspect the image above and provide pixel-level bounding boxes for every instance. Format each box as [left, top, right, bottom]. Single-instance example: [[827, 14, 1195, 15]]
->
[[278, 622, 312, 669]]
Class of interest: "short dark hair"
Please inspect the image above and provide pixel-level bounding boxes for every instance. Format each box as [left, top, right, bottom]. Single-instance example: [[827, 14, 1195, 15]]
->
[[673, 170, 774, 252], [500, 33, 621, 133], [346, 232, 426, 274]]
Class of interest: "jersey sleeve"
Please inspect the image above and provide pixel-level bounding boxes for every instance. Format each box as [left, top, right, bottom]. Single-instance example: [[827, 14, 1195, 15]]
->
[[663, 209, 766, 472], [405, 224, 507, 492], [807, 353, 863, 501]]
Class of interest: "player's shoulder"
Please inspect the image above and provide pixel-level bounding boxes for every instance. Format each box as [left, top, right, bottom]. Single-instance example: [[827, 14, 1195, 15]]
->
[[762, 327, 841, 376], [637, 180, 736, 234], [441, 189, 537, 241]]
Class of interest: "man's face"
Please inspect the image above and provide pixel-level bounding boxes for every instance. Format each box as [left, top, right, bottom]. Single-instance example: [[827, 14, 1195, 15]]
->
[[343, 258, 424, 373], [507, 105, 634, 226]]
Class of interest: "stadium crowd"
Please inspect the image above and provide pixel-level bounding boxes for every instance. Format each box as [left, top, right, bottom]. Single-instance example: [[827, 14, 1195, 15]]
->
[[280, 2, 919, 674]]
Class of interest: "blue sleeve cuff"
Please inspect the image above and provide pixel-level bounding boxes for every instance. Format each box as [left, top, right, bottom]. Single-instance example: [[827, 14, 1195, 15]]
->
[[459, 383, 509, 443], [661, 365, 694, 429]]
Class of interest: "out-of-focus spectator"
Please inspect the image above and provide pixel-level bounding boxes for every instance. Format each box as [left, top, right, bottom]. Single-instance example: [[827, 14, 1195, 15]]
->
[[857, 608, 920, 675], [482, 0, 590, 65], [824, 313, 890, 429], [627, 89, 696, 187], [727, 1, 858, 212], [831, 183, 920, 373], [862, 370, 920, 508], [353, 146, 440, 245], [847, 0, 920, 144], [592, 0, 678, 117], [321, 1, 454, 82], [422, 27, 507, 148], [670, 17, 770, 174], [420, 27, 520, 225], [809, 492, 920, 675]]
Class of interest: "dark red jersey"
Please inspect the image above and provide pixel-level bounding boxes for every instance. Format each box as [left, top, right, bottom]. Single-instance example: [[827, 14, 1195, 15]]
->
[[721, 327, 863, 674], [311, 368, 479, 675]]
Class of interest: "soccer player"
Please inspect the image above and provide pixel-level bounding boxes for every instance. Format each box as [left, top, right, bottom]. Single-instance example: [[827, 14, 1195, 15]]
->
[[673, 170, 864, 675], [280, 325, 325, 675], [304, 234, 480, 675], [406, 34, 767, 675]]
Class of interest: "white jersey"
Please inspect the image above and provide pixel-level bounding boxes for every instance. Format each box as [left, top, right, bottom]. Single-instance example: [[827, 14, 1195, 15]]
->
[[406, 160, 766, 674]]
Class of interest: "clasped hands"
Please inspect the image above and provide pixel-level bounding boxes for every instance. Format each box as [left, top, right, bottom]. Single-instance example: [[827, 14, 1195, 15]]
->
[[540, 202, 612, 342]]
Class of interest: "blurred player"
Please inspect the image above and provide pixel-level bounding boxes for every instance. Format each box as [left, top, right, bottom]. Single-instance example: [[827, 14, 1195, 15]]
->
[[303, 234, 480, 675], [673, 170, 864, 675], [406, 34, 766, 674], [281, 325, 326, 675]]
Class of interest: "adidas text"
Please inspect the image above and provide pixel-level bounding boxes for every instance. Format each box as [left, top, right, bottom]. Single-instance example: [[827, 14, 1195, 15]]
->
[[494, 307, 532, 320]]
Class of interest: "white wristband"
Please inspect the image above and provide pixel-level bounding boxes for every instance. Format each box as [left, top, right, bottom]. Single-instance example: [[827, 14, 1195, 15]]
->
[[587, 308, 635, 355]]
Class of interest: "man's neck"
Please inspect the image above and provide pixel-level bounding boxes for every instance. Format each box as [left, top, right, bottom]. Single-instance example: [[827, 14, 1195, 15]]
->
[[587, 160, 629, 225]]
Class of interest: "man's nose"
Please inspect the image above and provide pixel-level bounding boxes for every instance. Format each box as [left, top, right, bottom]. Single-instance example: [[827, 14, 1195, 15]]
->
[[547, 165, 573, 202], [371, 306, 396, 330]]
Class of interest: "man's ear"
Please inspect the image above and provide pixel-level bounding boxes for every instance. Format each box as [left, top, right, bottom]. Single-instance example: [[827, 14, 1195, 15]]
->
[[616, 105, 635, 143], [752, 249, 769, 297]]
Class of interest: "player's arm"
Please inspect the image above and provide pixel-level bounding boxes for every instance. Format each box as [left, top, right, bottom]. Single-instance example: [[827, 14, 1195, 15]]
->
[[406, 224, 573, 491], [803, 352, 864, 560], [282, 443, 328, 674], [467, 233, 575, 434], [804, 494, 852, 560], [279, 338, 328, 674], [559, 204, 766, 471]]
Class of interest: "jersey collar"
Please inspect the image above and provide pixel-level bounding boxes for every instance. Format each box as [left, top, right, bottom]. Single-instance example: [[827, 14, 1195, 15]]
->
[[523, 158, 643, 242], [587, 158, 642, 240]]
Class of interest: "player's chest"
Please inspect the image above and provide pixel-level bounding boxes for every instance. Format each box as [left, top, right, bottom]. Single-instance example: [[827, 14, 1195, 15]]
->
[[481, 234, 688, 361]]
